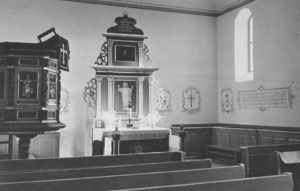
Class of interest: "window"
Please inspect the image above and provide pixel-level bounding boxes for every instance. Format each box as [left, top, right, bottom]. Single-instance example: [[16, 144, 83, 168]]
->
[[235, 8, 254, 82], [248, 16, 253, 73]]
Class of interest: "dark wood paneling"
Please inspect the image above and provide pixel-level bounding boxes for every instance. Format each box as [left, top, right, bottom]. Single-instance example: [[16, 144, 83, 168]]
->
[[230, 134, 238, 148], [239, 135, 248, 146], [171, 124, 300, 158]]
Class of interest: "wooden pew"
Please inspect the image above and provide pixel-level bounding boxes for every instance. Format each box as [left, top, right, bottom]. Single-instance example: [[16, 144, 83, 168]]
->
[[239, 143, 300, 177], [276, 151, 300, 191], [0, 159, 212, 182], [0, 151, 184, 173], [118, 173, 294, 191], [0, 164, 245, 191], [171, 125, 300, 161]]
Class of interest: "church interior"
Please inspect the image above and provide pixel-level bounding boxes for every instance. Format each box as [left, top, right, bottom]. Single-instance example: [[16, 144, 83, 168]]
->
[[0, 0, 300, 190]]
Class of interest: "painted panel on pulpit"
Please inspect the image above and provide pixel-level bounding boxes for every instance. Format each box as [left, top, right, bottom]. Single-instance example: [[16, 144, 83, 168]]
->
[[49, 73, 57, 100], [114, 80, 137, 115], [18, 71, 38, 100]]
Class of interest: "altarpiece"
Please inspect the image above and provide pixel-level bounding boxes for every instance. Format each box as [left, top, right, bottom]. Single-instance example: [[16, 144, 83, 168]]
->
[[89, 13, 169, 155]]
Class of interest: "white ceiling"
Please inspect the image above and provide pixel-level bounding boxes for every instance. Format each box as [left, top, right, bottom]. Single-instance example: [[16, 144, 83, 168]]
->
[[65, 0, 255, 16], [114, 0, 247, 12]]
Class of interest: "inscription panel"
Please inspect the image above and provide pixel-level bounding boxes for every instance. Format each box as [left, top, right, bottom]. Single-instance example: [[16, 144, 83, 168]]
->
[[238, 85, 295, 112]]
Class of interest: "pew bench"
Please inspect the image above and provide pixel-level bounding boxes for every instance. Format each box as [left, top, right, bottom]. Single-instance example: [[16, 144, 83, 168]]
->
[[0, 159, 212, 183], [239, 143, 300, 177], [206, 144, 239, 164], [276, 150, 300, 191], [119, 173, 293, 191], [0, 164, 245, 191], [0, 151, 184, 173], [171, 125, 300, 163]]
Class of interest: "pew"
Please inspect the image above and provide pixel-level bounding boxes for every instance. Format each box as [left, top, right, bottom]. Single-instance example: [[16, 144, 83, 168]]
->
[[170, 124, 300, 161], [240, 143, 300, 177], [118, 173, 293, 191], [0, 151, 184, 173], [276, 151, 300, 191], [0, 159, 212, 182], [0, 164, 245, 191], [206, 127, 300, 164]]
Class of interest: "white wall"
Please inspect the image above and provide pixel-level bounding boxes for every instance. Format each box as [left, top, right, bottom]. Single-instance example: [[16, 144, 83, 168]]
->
[[217, 0, 300, 127], [0, 0, 217, 157]]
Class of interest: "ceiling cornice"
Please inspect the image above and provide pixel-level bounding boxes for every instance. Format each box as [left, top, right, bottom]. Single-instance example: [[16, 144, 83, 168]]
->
[[217, 0, 256, 16], [62, 0, 256, 17]]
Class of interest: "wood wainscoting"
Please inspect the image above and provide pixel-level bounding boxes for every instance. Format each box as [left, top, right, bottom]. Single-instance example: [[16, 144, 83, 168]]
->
[[171, 124, 300, 159]]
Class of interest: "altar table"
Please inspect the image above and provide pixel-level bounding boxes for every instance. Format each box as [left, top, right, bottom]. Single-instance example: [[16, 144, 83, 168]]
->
[[93, 127, 170, 155]]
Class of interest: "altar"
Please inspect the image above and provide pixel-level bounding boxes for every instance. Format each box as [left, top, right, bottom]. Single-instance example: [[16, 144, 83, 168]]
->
[[93, 127, 170, 155]]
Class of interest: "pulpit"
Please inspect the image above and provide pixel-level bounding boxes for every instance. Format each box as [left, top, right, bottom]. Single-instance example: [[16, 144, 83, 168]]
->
[[0, 28, 70, 158], [89, 13, 169, 155]]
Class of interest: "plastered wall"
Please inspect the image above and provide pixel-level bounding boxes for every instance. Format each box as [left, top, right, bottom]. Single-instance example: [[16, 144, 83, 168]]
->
[[0, 0, 217, 156], [217, 0, 300, 127]]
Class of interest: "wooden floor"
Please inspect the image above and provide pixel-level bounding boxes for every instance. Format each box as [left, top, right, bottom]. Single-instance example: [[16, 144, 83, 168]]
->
[[185, 158, 229, 168]]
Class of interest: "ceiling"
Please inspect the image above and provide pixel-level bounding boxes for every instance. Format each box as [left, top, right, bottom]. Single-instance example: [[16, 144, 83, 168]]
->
[[64, 0, 255, 16]]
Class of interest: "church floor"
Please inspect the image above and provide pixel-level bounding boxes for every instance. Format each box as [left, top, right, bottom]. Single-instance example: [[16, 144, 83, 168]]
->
[[185, 157, 230, 167]]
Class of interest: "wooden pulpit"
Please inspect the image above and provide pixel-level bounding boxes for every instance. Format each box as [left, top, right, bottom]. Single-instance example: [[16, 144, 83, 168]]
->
[[0, 28, 70, 159]]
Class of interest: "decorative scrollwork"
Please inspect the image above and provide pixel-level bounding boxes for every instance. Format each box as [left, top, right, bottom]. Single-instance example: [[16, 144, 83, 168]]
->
[[95, 41, 108, 65], [288, 84, 296, 109], [83, 78, 96, 116], [143, 44, 153, 67], [60, 87, 70, 114]]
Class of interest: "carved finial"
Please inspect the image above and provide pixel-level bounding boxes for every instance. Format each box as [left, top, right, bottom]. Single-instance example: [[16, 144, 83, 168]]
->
[[123, 11, 128, 17]]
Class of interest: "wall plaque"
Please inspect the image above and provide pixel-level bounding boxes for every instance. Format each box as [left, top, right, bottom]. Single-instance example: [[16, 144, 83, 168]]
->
[[238, 85, 296, 112], [182, 87, 200, 114], [157, 88, 172, 112], [221, 88, 234, 113]]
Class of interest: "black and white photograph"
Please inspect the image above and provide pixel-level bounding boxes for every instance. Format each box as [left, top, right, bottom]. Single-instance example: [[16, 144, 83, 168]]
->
[[0, 0, 300, 190]]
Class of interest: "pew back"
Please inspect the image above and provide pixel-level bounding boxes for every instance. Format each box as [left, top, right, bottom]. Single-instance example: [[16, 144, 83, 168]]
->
[[277, 151, 300, 191], [119, 173, 293, 191], [0, 159, 212, 183], [240, 143, 300, 177], [0, 165, 245, 191], [0, 151, 184, 172]]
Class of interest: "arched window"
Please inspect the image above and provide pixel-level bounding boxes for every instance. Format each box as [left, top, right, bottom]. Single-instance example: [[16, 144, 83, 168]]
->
[[234, 8, 254, 82]]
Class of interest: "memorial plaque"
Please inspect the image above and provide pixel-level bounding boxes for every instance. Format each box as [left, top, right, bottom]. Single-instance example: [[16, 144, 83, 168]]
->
[[238, 85, 295, 112]]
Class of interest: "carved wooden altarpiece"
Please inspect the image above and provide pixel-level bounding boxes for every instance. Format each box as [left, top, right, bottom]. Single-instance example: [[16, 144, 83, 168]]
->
[[88, 13, 170, 155], [92, 13, 159, 126]]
